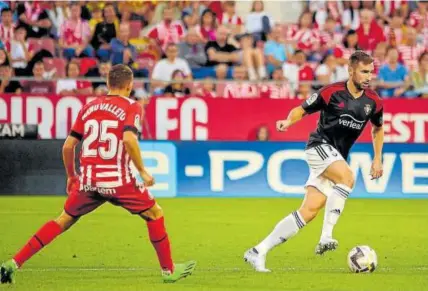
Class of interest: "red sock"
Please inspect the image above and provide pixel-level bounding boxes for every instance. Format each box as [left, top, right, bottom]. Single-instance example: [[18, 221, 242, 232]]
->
[[147, 217, 174, 272], [13, 221, 63, 267]]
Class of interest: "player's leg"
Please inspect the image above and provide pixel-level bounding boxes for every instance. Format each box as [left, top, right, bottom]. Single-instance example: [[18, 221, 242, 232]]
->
[[110, 185, 196, 283], [1, 185, 105, 284], [316, 159, 355, 255], [244, 186, 326, 272]]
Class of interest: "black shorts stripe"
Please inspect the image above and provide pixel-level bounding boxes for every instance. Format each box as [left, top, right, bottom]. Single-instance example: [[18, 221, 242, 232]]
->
[[70, 130, 83, 140], [315, 146, 328, 160], [34, 235, 45, 247], [292, 211, 304, 229], [319, 146, 329, 159], [151, 235, 167, 244], [123, 126, 138, 135]]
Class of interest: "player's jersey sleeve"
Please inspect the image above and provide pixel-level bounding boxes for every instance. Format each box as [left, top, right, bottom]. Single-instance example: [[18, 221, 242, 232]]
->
[[70, 109, 85, 140], [301, 90, 327, 114], [124, 102, 143, 135], [370, 106, 383, 127]]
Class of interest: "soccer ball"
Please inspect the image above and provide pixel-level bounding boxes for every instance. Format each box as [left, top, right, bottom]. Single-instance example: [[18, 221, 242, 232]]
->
[[347, 245, 377, 273]]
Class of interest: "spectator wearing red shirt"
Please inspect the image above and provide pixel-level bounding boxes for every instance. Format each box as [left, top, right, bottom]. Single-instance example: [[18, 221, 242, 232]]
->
[[195, 77, 217, 98], [408, 1, 427, 33], [223, 66, 259, 98], [56, 62, 93, 96], [59, 3, 94, 59], [398, 27, 427, 72], [286, 12, 321, 59], [0, 8, 15, 45], [196, 9, 217, 42], [282, 50, 315, 93], [259, 67, 293, 99], [218, 1, 243, 34], [356, 9, 386, 52], [147, 6, 185, 54]]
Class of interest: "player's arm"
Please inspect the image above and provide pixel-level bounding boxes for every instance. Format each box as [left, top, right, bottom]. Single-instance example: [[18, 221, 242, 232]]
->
[[123, 103, 154, 186], [62, 135, 80, 178], [370, 106, 384, 179], [277, 91, 326, 132]]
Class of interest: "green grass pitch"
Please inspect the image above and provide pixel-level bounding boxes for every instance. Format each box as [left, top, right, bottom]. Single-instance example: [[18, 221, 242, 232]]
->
[[1, 196, 427, 291]]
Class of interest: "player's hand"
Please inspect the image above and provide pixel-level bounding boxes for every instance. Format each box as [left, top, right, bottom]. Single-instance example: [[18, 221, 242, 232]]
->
[[140, 170, 155, 187], [276, 119, 290, 132], [370, 157, 383, 180], [66, 176, 78, 195]]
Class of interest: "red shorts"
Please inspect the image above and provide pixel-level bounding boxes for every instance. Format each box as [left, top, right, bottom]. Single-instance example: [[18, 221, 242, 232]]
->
[[64, 180, 156, 217]]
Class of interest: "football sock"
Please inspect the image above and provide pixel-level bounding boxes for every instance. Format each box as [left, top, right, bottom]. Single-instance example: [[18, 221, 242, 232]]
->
[[321, 184, 351, 242], [255, 211, 306, 255], [13, 220, 63, 267], [147, 217, 174, 273]]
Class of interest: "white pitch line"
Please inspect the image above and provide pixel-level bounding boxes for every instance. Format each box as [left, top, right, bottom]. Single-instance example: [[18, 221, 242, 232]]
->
[[20, 267, 428, 272]]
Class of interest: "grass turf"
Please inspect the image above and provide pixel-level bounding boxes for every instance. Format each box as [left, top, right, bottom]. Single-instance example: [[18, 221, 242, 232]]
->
[[0, 197, 427, 291]]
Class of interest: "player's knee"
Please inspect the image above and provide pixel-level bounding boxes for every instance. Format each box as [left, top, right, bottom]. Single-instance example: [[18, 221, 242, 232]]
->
[[298, 206, 319, 223], [55, 211, 78, 231], [140, 204, 163, 221], [336, 171, 355, 189]]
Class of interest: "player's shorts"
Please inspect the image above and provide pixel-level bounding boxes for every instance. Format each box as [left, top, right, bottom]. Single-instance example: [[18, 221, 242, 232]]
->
[[304, 144, 345, 197], [64, 180, 156, 217]]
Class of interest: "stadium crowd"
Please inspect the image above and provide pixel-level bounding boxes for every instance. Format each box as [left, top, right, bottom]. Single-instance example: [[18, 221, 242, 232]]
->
[[0, 0, 427, 99]]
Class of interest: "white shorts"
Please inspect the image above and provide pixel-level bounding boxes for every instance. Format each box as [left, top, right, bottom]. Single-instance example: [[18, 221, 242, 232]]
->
[[304, 144, 344, 197]]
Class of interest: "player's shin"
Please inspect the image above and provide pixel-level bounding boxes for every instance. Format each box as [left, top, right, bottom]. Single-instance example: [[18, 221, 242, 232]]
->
[[255, 211, 306, 255], [13, 220, 63, 267], [320, 184, 351, 242], [147, 217, 174, 273]]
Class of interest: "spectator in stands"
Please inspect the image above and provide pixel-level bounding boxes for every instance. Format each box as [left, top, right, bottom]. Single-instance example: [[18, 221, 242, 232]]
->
[[320, 17, 344, 53], [110, 23, 136, 66], [195, 77, 217, 98], [356, 9, 386, 52], [237, 33, 267, 80], [22, 61, 55, 94], [0, 48, 9, 66], [260, 67, 292, 99], [410, 51, 428, 97], [385, 10, 409, 46], [47, 2, 70, 38], [398, 27, 426, 72], [178, 27, 208, 76], [334, 29, 360, 66], [151, 2, 181, 24], [297, 83, 312, 99], [218, 1, 243, 34], [0, 7, 15, 44], [91, 3, 119, 62], [376, 0, 408, 25], [223, 65, 259, 98], [197, 9, 217, 42], [85, 61, 111, 96], [256, 125, 270, 141], [215, 63, 231, 80], [147, 6, 185, 54], [282, 50, 315, 93], [373, 42, 388, 75], [286, 11, 321, 59], [378, 46, 411, 98], [16, 2, 52, 38], [151, 43, 192, 94], [408, 0, 427, 34], [264, 24, 294, 76], [59, 3, 94, 59], [89, 7, 103, 33], [245, 0, 273, 42], [342, 0, 361, 31], [310, 0, 343, 29], [0, 64, 22, 93], [183, 2, 207, 18], [56, 61, 93, 96], [316, 53, 348, 85], [118, 1, 150, 26], [164, 69, 191, 98], [205, 25, 238, 67]]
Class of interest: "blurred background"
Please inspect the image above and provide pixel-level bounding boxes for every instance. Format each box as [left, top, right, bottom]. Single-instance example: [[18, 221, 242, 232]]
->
[[0, 0, 427, 198]]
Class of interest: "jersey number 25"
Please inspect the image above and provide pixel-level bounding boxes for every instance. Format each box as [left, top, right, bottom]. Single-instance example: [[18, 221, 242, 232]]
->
[[82, 119, 119, 159]]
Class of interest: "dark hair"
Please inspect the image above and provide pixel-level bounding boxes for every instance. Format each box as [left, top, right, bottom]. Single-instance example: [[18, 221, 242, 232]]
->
[[172, 69, 184, 79], [200, 9, 216, 29], [343, 30, 359, 49], [1, 7, 12, 14], [385, 45, 398, 55], [349, 50, 374, 66], [418, 51, 428, 63], [107, 64, 133, 89]]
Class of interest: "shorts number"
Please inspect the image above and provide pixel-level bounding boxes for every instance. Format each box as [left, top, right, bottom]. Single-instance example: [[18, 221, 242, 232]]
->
[[82, 120, 119, 159], [327, 145, 338, 157]]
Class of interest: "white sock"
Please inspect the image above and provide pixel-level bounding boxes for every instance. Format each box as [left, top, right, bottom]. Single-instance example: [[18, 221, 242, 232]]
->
[[248, 67, 257, 80], [255, 211, 306, 255], [320, 184, 352, 242], [257, 66, 267, 79]]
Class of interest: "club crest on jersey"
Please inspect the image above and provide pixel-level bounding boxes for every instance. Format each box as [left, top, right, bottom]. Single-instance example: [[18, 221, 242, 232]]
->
[[306, 93, 318, 105], [364, 104, 372, 115]]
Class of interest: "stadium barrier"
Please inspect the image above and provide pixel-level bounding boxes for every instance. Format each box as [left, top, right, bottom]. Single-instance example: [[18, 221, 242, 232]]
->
[[1, 140, 427, 198], [1, 95, 428, 142]]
